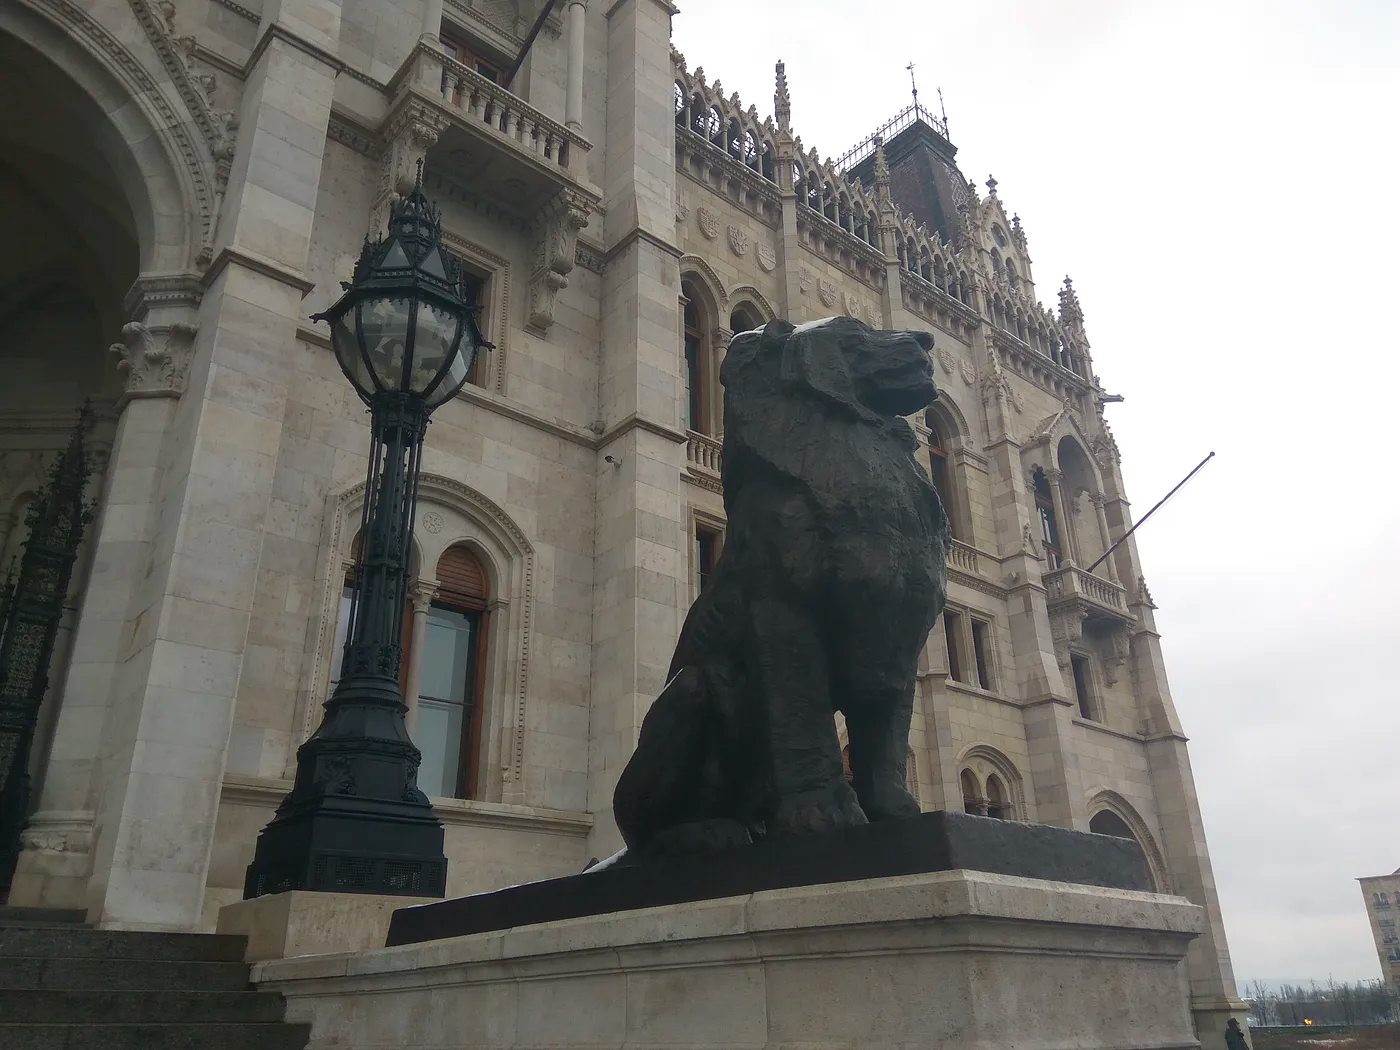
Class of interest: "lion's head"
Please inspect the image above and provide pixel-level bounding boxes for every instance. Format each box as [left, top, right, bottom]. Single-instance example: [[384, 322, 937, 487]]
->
[[721, 316, 935, 422]]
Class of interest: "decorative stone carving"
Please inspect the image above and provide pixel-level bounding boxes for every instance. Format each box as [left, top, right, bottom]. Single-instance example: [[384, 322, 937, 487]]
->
[[726, 225, 750, 257], [756, 242, 777, 272], [696, 207, 719, 240], [674, 189, 689, 224], [799, 267, 813, 293], [960, 359, 976, 385], [422, 510, 444, 535], [937, 346, 955, 375], [614, 318, 947, 855], [527, 190, 591, 332], [109, 321, 199, 400], [817, 279, 837, 308], [372, 105, 448, 232], [1101, 628, 1130, 686]]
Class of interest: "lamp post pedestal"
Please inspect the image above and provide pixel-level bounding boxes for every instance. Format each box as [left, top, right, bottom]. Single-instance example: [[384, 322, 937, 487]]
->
[[243, 166, 487, 902], [245, 393, 446, 898]]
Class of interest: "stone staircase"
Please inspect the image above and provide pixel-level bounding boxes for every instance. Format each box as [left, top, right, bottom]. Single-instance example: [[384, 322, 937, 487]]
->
[[0, 905, 310, 1049]]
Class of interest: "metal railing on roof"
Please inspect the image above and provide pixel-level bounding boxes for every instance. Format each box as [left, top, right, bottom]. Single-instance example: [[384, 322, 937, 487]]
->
[[836, 101, 950, 171]]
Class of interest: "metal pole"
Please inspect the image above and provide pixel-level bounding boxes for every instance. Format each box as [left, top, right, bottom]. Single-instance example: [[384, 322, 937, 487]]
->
[[504, 0, 561, 91], [1085, 451, 1215, 576]]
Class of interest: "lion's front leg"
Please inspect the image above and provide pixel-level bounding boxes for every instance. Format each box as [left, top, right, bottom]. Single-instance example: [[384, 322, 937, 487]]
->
[[844, 685, 921, 822], [748, 593, 867, 835]]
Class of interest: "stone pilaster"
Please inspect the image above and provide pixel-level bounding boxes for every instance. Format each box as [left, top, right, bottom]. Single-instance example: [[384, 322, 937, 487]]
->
[[587, 0, 685, 858], [9, 275, 202, 912], [771, 62, 803, 320], [80, 0, 344, 930]]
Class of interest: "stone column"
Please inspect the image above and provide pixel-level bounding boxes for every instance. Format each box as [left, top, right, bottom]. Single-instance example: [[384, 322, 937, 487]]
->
[[402, 579, 439, 735], [587, 0, 686, 859], [421, 0, 443, 41], [1045, 468, 1075, 567], [708, 324, 731, 436], [1088, 492, 1120, 582], [79, 0, 345, 931], [564, 0, 587, 133], [9, 279, 202, 911]]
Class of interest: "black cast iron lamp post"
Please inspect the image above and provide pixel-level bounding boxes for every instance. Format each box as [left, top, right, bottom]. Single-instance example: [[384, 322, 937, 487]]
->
[[243, 169, 489, 899]]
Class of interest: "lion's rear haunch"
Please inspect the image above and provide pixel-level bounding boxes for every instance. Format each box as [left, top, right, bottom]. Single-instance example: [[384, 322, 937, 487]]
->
[[613, 316, 950, 857]]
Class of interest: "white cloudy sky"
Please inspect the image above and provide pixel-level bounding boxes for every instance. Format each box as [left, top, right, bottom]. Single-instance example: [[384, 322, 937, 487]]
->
[[672, 0, 1400, 983]]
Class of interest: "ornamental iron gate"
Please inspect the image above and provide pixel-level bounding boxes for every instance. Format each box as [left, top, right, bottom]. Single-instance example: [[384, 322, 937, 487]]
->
[[0, 405, 97, 896]]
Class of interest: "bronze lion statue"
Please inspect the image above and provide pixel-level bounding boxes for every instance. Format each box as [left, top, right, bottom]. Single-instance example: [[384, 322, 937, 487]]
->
[[613, 316, 950, 856]]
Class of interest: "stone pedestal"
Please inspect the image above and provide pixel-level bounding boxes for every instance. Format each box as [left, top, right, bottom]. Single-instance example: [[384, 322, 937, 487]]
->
[[254, 870, 1204, 1049], [217, 890, 437, 962]]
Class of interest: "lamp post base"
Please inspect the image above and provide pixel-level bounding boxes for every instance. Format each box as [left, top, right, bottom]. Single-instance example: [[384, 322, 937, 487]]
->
[[244, 674, 448, 900]]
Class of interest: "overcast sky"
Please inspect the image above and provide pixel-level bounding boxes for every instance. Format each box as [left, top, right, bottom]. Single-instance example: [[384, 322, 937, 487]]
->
[[672, 0, 1400, 984]]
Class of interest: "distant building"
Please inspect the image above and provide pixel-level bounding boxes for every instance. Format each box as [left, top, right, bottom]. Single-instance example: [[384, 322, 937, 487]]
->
[[1359, 870, 1400, 999]]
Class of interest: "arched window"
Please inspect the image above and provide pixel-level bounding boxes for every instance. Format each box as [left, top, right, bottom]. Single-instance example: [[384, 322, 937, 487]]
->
[[682, 280, 713, 435], [760, 143, 775, 182], [707, 107, 723, 145], [1032, 467, 1062, 570], [925, 413, 959, 540], [416, 545, 491, 800], [1090, 810, 1154, 885], [674, 82, 687, 126], [985, 774, 1009, 819], [730, 304, 762, 334], [961, 769, 981, 815]]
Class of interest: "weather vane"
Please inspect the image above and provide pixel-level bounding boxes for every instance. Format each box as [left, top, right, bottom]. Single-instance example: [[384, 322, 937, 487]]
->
[[907, 61, 919, 109]]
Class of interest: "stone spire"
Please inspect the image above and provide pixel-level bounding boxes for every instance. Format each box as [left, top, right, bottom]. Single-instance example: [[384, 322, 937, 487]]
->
[[774, 60, 791, 132], [1059, 276, 1084, 332], [873, 135, 891, 204]]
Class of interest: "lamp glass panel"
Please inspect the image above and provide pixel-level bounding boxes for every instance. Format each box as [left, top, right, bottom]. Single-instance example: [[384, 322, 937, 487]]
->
[[358, 297, 412, 391], [425, 336, 473, 408], [332, 313, 375, 397], [409, 300, 460, 397]]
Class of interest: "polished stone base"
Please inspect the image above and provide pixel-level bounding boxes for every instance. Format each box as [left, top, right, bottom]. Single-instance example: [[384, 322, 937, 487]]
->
[[255, 869, 1204, 1050], [386, 810, 1153, 945]]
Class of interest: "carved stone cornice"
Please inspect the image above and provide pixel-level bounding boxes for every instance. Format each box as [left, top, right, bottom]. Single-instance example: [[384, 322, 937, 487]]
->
[[110, 321, 198, 402], [372, 102, 450, 232], [527, 189, 591, 333]]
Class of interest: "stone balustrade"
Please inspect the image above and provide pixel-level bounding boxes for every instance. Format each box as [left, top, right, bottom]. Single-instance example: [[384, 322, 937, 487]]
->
[[948, 539, 983, 576], [686, 430, 723, 476], [418, 47, 590, 178], [1045, 565, 1128, 615]]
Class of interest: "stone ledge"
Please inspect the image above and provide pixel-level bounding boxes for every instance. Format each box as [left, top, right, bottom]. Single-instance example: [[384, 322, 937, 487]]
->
[[219, 774, 592, 836]]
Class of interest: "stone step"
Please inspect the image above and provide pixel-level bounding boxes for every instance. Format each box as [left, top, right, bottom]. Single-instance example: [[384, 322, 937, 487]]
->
[[0, 955, 252, 991], [0, 1023, 311, 1050], [0, 988, 287, 1024], [0, 905, 87, 927], [0, 925, 247, 961]]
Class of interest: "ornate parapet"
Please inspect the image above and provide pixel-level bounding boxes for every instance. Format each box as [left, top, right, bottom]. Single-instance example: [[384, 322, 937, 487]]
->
[[526, 190, 590, 333]]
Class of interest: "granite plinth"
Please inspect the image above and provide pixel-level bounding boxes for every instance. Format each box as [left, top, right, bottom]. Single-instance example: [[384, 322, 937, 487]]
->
[[255, 869, 1205, 1050], [386, 810, 1150, 946]]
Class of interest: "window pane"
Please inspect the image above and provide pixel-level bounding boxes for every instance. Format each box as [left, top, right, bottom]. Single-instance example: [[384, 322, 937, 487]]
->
[[328, 585, 355, 692], [415, 697, 464, 798], [419, 607, 476, 702]]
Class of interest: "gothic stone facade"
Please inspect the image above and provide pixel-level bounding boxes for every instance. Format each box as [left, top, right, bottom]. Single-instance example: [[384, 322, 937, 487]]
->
[[1360, 870, 1400, 1003], [1, 0, 1246, 1041]]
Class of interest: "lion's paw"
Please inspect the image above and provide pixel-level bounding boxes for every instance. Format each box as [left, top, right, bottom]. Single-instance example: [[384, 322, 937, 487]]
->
[[644, 818, 752, 857], [770, 780, 869, 836], [857, 779, 921, 822]]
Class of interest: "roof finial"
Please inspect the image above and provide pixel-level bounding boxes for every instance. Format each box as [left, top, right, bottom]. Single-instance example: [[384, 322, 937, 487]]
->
[[1059, 276, 1084, 330], [986, 175, 998, 198], [774, 60, 791, 132], [907, 61, 919, 110]]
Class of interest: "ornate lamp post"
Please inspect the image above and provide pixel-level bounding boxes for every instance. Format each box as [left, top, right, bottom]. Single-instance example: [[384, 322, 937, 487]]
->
[[244, 169, 489, 899]]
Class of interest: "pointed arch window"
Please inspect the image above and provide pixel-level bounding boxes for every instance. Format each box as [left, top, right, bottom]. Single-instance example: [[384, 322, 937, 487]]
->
[[1032, 467, 1062, 570], [925, 414, 959, 540], [416, 545, 491, 800], [682, 280, 714, 435]]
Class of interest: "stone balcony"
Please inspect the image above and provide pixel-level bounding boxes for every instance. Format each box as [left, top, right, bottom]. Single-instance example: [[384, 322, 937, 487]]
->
[[388, 43, 596, 214], [685, 430, 723, 489], [1044, 565, 1132, 624]]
